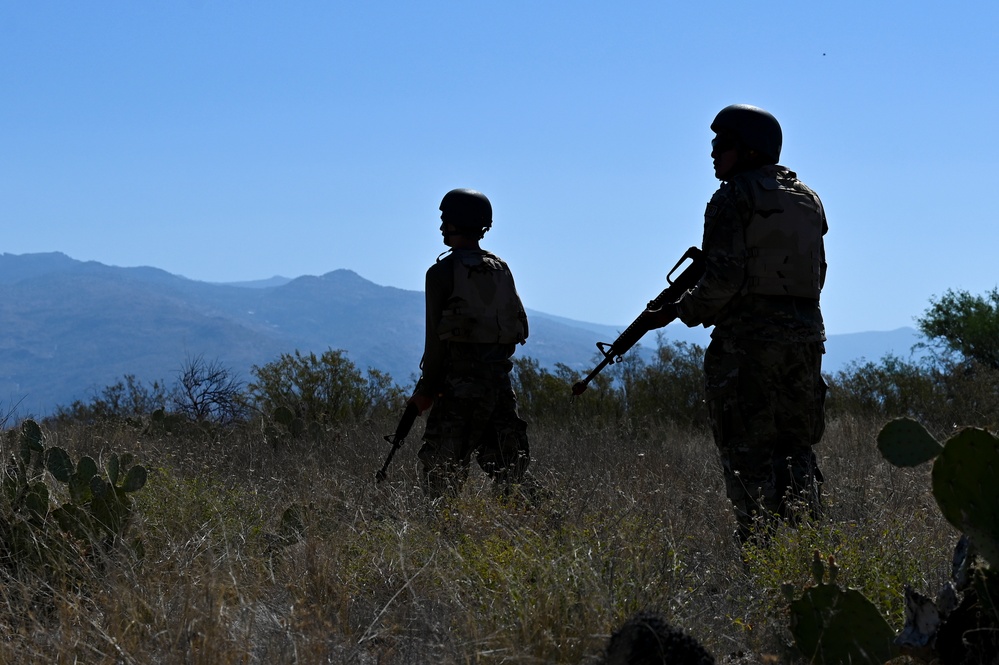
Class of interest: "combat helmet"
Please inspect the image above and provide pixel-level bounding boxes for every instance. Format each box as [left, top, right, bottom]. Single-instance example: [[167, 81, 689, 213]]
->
[[439, 189, 492, 236], [710, 104, 782, 164]]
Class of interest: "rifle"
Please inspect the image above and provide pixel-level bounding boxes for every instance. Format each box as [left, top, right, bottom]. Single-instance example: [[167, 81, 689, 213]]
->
[[571, 246, 705, 396], [375, 402, 420, 482]]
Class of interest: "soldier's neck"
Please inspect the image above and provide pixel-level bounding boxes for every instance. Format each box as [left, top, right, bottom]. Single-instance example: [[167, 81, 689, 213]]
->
[[446, 236, 481, 251]]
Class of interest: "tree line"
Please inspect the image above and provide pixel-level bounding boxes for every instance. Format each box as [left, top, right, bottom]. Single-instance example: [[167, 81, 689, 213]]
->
[[43, 286, 999, 436]]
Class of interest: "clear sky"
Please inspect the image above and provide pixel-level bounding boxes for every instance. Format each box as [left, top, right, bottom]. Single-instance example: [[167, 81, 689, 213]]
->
[[2, 2, 996, 334]]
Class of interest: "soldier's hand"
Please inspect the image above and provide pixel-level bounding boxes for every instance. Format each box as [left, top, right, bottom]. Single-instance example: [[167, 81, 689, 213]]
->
[[648, 302, 682, 329], [408, 394, 434, 416]]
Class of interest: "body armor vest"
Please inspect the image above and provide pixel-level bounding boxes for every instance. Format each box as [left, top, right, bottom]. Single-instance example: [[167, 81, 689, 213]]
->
[[437, 251, 527, 344], [740, 171, 824, 299]]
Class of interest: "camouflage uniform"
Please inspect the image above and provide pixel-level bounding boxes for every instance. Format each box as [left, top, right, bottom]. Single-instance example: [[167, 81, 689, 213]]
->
[[676, 164, 828, 541], [415, 248, 530, 497]]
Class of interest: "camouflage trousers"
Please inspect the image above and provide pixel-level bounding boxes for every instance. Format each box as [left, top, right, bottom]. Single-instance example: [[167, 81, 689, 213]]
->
[[418, 361, 530, 498], [704, 337, 827, 542]]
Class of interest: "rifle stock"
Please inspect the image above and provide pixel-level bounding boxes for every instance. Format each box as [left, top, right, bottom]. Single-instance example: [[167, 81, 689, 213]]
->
[[571, 246, 704, 396], [376, 402, 420, 482]]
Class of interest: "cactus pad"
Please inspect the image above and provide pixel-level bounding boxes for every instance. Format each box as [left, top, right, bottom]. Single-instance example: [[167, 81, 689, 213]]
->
[[790, 583, 898, 664], [121, 465, 148, 493], [273, 406, 295, 426], [877, 417, 943, 467], [18, 419, 43, 466], [107, 453, 121, 485], [45, 447, 74, 483], [931, 427, 999, 565]]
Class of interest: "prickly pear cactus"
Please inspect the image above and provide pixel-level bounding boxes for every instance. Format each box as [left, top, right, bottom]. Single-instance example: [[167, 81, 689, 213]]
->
[[1, 419, 149, 582], [877, 417, 944, 467], [45, 447, 99, 504], [789, 552, 899, 664], [931, 427, 999, 566], [835, 420, 999, 663], [876, 419, 999, 567], [40, 437, 148, 546]]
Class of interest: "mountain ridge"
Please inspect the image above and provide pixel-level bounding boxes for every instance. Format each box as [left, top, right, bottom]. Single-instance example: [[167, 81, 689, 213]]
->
[[0, 252, 924, 417]]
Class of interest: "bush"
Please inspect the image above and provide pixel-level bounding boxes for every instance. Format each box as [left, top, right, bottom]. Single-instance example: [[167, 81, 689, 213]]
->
[[825, 354, 941, 422], [515, 337, 705, 429], [618, 336, 706, 428], [917, 286, 999, 370], [826, 354, 999, 432], [249, 348, 403, 426], [512, 357, 622, 425], [49, 374, 168, 427], [172, 354, 249, 425]]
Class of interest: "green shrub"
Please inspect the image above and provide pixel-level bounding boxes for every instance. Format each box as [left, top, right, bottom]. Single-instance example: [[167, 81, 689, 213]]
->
[[618, 336, 706, 428], [917, 286, 999, 370], [515, 337, 705, 428], [249, 348, 404, 429], [826, 354, 942, 422], [827, 354, 999, 432], [512, 357, 623, 425], [49, 374, 168, 427], [744, 516, 922, 625]]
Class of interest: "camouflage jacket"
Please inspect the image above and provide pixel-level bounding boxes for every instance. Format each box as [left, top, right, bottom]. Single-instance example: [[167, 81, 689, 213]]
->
[[415, 248, 529, 398], [676, 165, 828, 343]]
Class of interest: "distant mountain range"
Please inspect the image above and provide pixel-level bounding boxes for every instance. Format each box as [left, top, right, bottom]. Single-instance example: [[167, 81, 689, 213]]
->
[[0, 252, 925, 417]]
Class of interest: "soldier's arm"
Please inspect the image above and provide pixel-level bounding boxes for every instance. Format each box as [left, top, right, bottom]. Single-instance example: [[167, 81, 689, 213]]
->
[[414, 260, 451, 399], [677, 187, 748, 326], [509, 268, 529, 342]]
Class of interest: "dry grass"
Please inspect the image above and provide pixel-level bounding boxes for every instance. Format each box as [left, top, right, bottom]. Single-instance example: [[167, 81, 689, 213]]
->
[[0, 412, 957, 664]]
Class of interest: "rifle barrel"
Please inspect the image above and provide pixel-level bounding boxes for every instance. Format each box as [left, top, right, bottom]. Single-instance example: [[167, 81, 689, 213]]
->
[[376, 402, 420, 482], [570, 246, 704, 397]]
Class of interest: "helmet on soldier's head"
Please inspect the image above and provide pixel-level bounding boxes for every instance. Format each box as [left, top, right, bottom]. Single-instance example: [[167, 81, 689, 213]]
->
[[439, 189, 493, 233], [710, 104, 782, 164]]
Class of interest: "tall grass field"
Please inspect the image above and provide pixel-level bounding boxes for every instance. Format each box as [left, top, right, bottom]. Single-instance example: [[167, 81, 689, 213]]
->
[[0, 407, 958, 664]]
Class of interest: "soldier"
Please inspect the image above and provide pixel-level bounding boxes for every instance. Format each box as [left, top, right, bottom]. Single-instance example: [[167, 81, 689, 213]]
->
[[408, 189, 531, 498], [665, 105, 828, 543]]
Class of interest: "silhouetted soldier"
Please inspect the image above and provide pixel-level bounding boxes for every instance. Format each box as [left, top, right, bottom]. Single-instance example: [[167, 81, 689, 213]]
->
[[408, 189, 531, 498], [663, 105, 828, 543]]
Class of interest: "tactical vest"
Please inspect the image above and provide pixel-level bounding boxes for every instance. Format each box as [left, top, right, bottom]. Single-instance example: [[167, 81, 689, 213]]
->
[[739, 171, 824, 299], [437, 251, 528, 344]]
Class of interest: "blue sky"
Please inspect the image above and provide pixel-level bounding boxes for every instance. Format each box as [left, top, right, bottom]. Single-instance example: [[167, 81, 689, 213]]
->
[[2, 2, 996, 335]]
